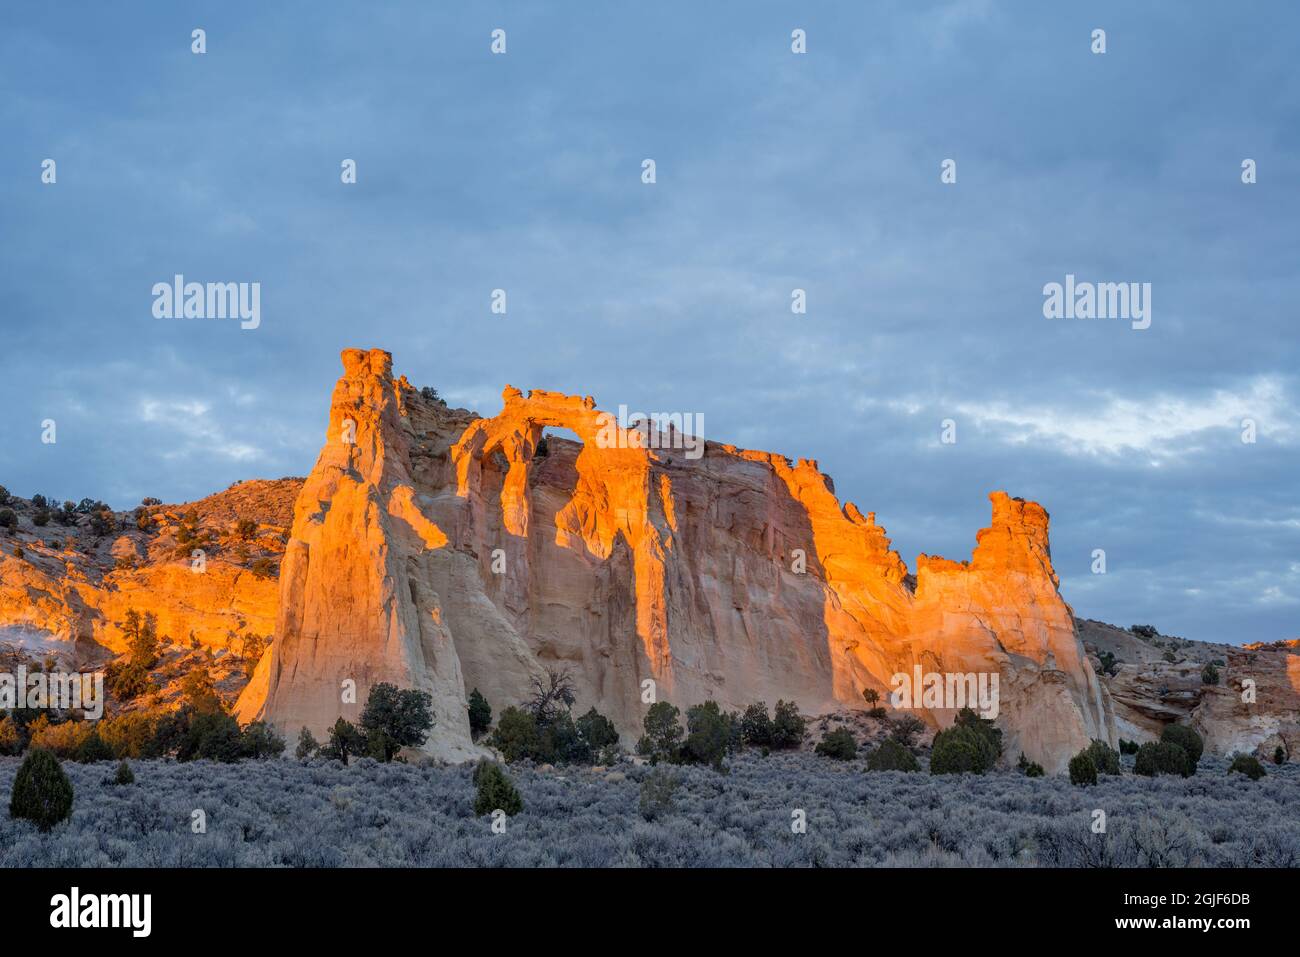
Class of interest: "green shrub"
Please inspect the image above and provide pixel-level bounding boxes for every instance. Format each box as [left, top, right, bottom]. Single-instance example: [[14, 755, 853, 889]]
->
[[889, 713, 926, 746], [359, 682, 434, 761], [0, 509, 16, 530], [739, 702, 773, 747], [113, 760, 134, 785], [1118, 738, 1139, 755], [319, 717, 367, 765], [865, 738, 918, 772], [240, 721, 286, 759], [1274, 745, 1286, 766], [490, 706, 544, 763], [1086, 739, 1121, 775], [473, 760, 522, 816], [680, 701, 733, 769], [467, 688, 492, 739], [178, 711, 244, 762], [1160, 724, 1203, 771], [1016, 752, 1045, 776], [636, 701, 683, 763], [73, 731, 114, 763], [575, 706, 621, 763], [638, 766, 680, 820], [1201, 662, 1220, 685], [1228, 754, 1266, 781], [1134, 741, 1192, 778], [770, 700, 806, 749], [1068, 750, 1098, 786], [295, 727, 319, 759], [814, 727, 857, 760], [930, 723, 998, 775], [9, 749, 74, 831]]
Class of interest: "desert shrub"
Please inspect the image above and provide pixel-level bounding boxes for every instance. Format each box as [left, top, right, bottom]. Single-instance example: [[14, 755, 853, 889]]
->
[[9, 749, 74, 832], [0, 509, 15, 530], [525, 668, 576, 725], [1097, 651, 1119, 676], [1201, 662, 1220, 685], [295, 727, 319, 760], [739, 702, 773, 747], [1016, 752, 1045, 777], [679, 701, 733, 769], [467, 688, 492, 739], [73, 731, 114, 763], [954, 707, 1003, 758], [1228, 754, 1266, 781], [31, 494, 45, 508], [34, 509, 50, 527], [1119, 738, 1140, 755], [105, 659, 153, 701], [319, 717, 367, 765], [889, 713, 926, 746], [1161, 724, 1203, 771], [1134, 741, 1192, 778], [0, 716, 20, 755], [235, 518, 258, 540], [113, 760, 134, 785], [636, 701, 683, 764], [29, 717, 93, 758], [866, 706, 888, 719], [97, 712, 158, 759], [1162, 650, 1177, 663], [539, 711, 588, 764], [770, 700, 806, 750], [88, 508, 115, 536], [178, 711, 244, 762], [1069, 750, 1098, 786], [472, 760, 522, 817], [241, 721, 286, 759], [575, 706, 620, 763], [814, 727, 857, 760], [930, 724, 998, 775], [250, 557, 276, 578], [1086, 739, 1121, 775], [1131, 624, 1159, 639], [1275, 746, 1286, 766], [865, 738, 918, 772], [359, 683, 434, 761], [491, 707, 544, 763], [638, 766, 680, 820]]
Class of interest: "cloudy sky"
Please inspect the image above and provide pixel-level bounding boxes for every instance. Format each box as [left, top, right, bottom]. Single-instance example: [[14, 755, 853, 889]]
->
[[2, 2, 1296, 643]]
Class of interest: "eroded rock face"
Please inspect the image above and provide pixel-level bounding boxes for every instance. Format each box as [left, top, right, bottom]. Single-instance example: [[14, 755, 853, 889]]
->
[[0, 480, 293, 664], [233, 349, 477, 761], [235, 348, 1114, 770]]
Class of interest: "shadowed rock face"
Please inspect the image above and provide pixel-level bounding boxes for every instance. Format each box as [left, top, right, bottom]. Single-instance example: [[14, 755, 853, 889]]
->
[[235, 348, 1113, 770]]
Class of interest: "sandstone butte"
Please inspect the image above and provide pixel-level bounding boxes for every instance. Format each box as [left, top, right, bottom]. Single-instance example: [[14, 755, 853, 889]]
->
[[1, 347, 1296, 772]]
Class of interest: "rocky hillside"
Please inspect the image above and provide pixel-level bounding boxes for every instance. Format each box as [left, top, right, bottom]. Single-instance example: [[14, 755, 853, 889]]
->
[[1, 349, 1295, 771]]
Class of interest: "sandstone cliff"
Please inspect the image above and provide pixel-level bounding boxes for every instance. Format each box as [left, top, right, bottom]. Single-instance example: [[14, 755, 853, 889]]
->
[[233, 348, 1112, 771]]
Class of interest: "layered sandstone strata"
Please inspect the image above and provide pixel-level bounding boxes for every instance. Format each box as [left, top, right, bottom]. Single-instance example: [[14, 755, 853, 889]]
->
[[236, 348, 1112, 770]]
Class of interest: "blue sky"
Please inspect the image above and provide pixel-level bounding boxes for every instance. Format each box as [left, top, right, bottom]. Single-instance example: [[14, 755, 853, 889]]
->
[[2, 1, 1297, 643]]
